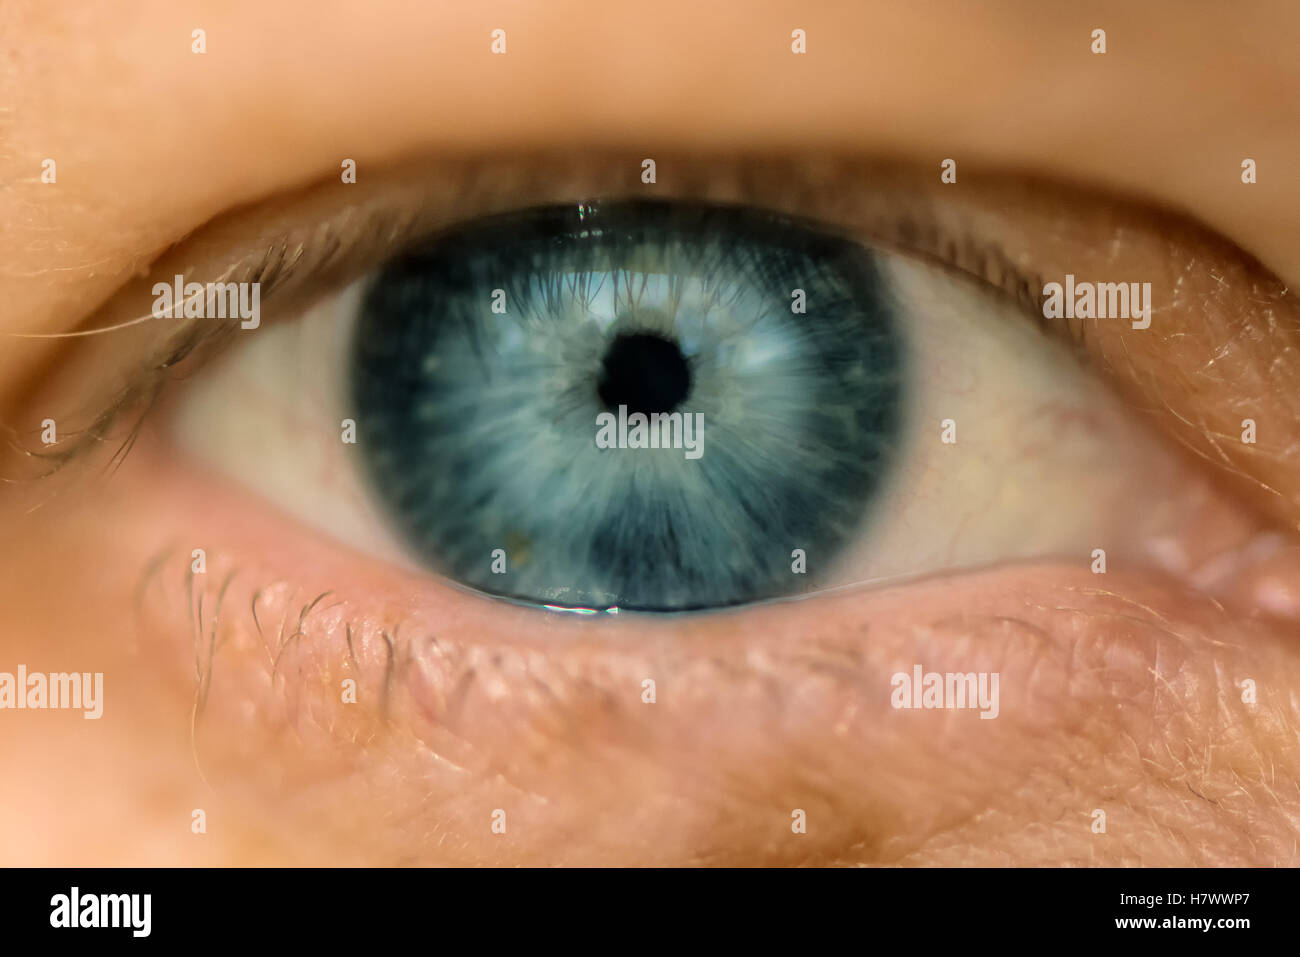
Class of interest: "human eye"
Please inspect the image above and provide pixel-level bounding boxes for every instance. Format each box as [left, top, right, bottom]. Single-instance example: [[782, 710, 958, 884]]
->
[[6, 147, 1298, 867], [6, 2, 1300, 875], [76, 159, 1243, 626]]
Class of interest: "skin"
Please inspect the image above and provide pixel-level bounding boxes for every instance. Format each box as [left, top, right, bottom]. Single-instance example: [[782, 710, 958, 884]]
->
[[1, 0, 1298, 865]]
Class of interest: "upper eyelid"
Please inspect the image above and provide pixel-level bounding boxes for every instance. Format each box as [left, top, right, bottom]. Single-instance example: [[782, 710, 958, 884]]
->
[[8, 154, 1297, 514], [44, 154, 1061, 368], [3, 155, 1046, 476]]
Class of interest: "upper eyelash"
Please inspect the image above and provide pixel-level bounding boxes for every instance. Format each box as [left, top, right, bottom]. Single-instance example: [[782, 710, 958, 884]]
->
[[0, 320, 213, 490], [892, 215, 1052, 329], [0, 163, 1081, 488], [0, 234, 352, 488]]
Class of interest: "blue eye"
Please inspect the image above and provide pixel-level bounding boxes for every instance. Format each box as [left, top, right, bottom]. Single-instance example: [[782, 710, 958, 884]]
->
[[349, 200, 905, 612]]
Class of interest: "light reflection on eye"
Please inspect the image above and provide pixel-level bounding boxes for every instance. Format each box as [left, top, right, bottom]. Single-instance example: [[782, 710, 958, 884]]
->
[[168, 187, 1224, 615]]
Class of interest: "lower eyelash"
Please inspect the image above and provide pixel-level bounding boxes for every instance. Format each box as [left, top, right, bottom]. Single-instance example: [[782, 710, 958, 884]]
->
[[138, 544, 421, 728]]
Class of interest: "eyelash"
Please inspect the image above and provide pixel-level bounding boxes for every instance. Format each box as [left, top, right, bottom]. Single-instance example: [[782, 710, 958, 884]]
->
[[4, 162, 1055, 495], [137, 544, 405, 726]]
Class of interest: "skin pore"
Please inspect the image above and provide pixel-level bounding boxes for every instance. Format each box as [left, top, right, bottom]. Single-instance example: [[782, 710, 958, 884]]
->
[[1, 0, 1299, 864]]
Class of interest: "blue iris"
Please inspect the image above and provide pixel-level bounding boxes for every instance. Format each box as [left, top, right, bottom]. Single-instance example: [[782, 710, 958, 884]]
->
[[351, 200, 904, 612]]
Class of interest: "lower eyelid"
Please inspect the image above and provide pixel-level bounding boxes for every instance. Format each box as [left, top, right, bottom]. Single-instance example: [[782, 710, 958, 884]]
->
[[7, 404, 1287, 862], [122, 508, 1293, 864]]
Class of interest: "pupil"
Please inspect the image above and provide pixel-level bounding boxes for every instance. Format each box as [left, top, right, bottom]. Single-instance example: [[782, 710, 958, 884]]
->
[[596, 331, 692, 415]]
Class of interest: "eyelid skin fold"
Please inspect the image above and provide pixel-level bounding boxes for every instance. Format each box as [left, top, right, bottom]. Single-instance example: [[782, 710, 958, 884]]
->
[[5, 155, 1300, 546]]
